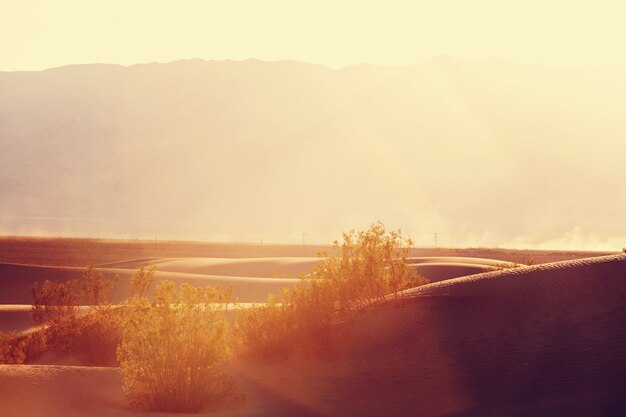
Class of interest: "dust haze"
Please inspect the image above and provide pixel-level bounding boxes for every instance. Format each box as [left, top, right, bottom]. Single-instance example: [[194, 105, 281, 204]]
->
[[1, 58, 624, 249]]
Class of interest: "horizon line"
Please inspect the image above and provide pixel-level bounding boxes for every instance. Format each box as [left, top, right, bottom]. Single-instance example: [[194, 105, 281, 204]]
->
[[0, 234, 617, 254], [0, 55, 573, 74]]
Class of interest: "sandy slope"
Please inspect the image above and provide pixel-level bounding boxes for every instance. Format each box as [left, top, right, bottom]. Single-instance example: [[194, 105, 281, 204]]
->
[[227, 254, 626, 417], [0, 263, 297, 305], [0, 263, 298, 332], [409, 263, 492, 282], [97, 257, 319, 278], [98, 256, 499, 282], [406, 256, 519, 266], [407, 257, 519, 283], [0, 256, 505, 332], [0, 365, 233, 417], [0, 365, 130, 417], [2, 254, 624, 416], [0, 305, 32, 333]]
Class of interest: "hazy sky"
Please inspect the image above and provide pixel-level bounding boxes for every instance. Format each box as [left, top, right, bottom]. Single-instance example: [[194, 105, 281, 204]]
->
[[2, 0, 626, 71]]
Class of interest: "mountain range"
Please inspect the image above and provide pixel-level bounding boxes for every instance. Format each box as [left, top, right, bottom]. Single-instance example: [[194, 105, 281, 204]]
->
[[1, 57, 624, 249]]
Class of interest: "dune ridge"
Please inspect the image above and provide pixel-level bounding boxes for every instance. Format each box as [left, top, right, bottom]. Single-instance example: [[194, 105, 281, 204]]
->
[[97, 256, 319, 278], [406, 256, 519, 266], [405, 253, 626, 297], [0, 263, 298, 305], [227, 254, 626, 416]]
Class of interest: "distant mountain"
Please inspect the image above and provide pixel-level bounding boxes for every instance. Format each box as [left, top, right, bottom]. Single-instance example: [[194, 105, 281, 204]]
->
[[1, 58, 624, 249]]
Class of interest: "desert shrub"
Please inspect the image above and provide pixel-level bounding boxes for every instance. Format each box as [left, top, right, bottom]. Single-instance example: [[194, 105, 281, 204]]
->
[[130, 264, 156, 297], [31, 278, 81, 355], [80, 265, 118, 305], [0, 331, 29, 364], [312, 223, 428, 310], [117, 279, 234, 412], [30, 266, 121, 364], [23, 330, 47, 360], [0, 330, 48, 364], [236, 223, 428, 358], [233, 290, 297, 360], [73, 308, 123, 365]]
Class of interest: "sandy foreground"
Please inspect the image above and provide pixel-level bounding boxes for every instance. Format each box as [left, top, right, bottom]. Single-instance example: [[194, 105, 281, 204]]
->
[[1, 254, 625, 416]]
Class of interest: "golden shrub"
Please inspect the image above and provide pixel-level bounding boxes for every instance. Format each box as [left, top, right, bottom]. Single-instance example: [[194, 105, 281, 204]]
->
[[237, 223, 428, 358], [0, 331, 29, 364], [30, 266, 121, 364], [117, 279, 234, 412]]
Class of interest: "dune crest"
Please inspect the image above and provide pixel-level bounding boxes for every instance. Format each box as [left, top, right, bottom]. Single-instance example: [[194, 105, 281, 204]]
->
[[228, 254, 626, 416]]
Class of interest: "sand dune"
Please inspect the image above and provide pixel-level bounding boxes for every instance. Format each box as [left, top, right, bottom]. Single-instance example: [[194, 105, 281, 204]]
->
[[98, 256, 500, 282], [409, 263, 493, 282], [0, 365, 128, 417], [1, 257, 304, 333], [0, 260, 300, 332], [407, 257, 519, 283], [0, 263, 298, 305], [97, 257, 319, 278], [0, 256, 521, 333], [0, 305, 32, 333], [2, 254, 624, 416], [226, 254, 626, 416], [407, 256, 520, 266]]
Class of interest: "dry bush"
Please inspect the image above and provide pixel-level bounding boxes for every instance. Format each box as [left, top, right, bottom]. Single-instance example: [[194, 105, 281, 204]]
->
[[73, 308, 122, 365], [0, 331, 47, 364], [117, 277, 234, 412], [233, 290, 297, 360], [31, 278, 79, 355], [130, 264, 156, 298], [23, 330, 47, 360], [312, 223, 428, 310], [0, 331, 29, 364], [236, 223, 428, 358], [30, 266, 121, 364]]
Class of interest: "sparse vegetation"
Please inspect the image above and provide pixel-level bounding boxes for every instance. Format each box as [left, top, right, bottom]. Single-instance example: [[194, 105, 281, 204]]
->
[[0, 331, 29, 364], [490, 257, 536, 271], [313, 223, 428, 309], [233, 290, 297, 359], [7, 225, 429, 409], [30, 266, 121, 364], [490, 262, 522, 271], [0, 330, 46, 364], [117, 268, 234, 412], [236, 223, 428, 358]]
